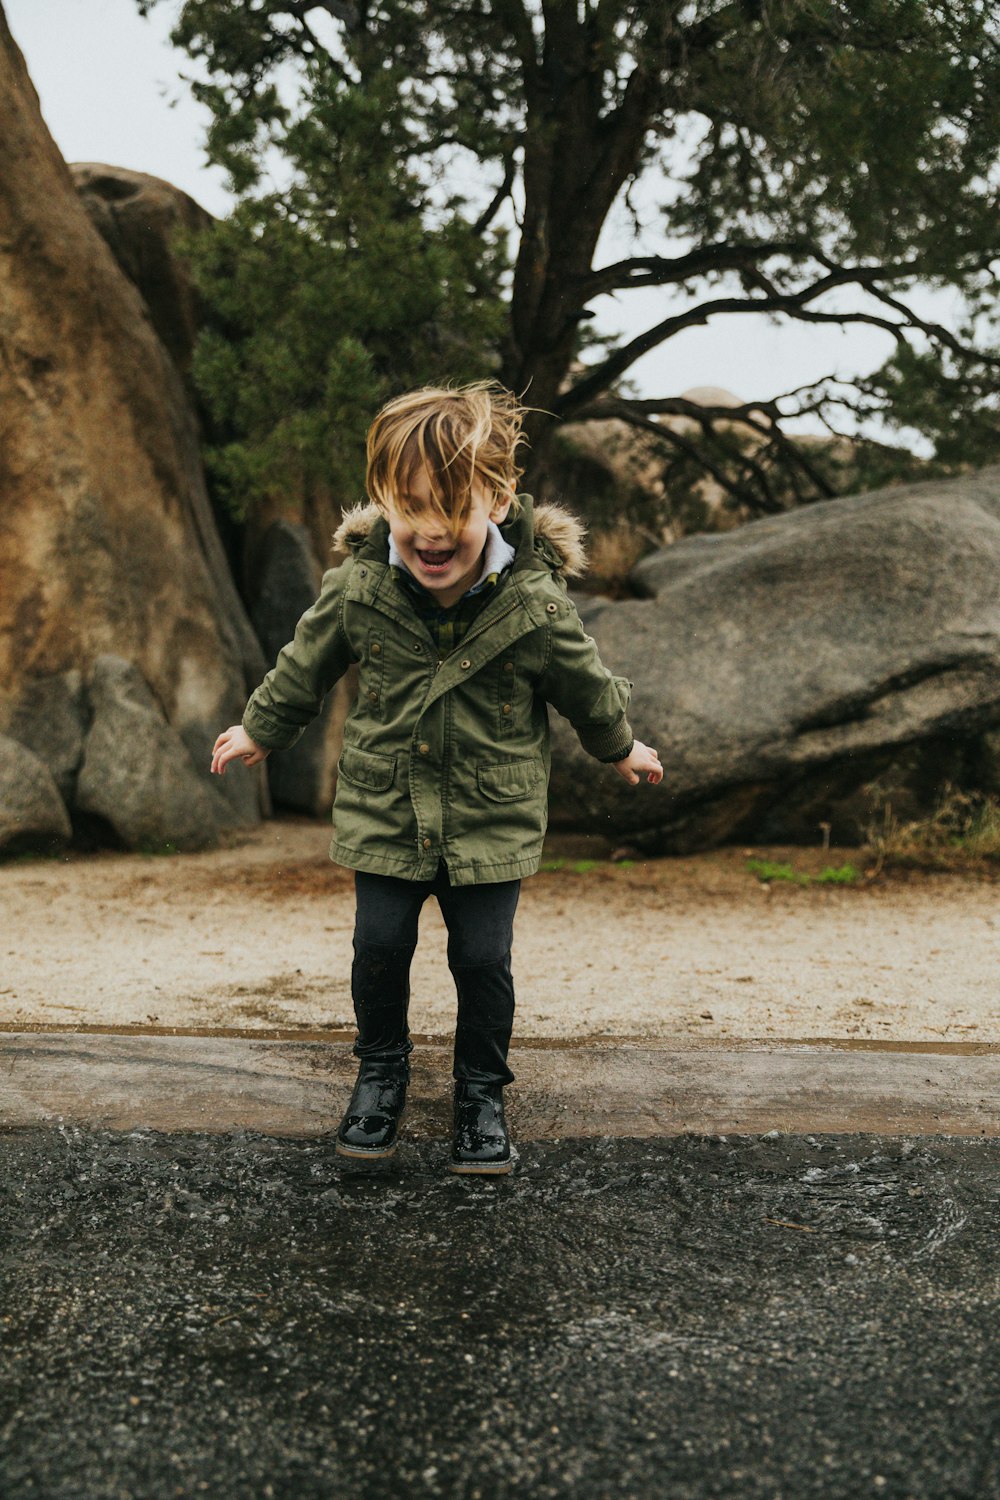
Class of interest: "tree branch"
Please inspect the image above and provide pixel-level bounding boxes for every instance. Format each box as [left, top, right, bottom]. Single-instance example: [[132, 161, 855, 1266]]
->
[[488, 0, 539, 83], [284, 1, 360, 31], [472, 148, 517, 235], [575, 392, 840, 505], [588, 402, 760, 510], [557, 256, 1000, 420], [583, 239, 819, 297], [557, 306, 901, 422]]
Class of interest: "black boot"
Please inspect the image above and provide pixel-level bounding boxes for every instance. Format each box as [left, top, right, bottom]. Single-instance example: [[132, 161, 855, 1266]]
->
[[448, 954, 516, 1175], [450, 1080, 512, 1174], [336, 938, 414, 1161], [335, 1054, 410, 1160]]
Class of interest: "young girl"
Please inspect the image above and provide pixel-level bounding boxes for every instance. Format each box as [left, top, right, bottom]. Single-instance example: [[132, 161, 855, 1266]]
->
[[211, 380, 662, 1174]]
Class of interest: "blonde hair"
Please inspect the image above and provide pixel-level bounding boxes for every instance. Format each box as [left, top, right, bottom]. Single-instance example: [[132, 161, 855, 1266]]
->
[[366, 379, 534, 538]]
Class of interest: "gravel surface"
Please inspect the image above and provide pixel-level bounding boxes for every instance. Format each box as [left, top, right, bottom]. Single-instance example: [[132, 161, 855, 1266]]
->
[[2, 820, 998, 1042], [1, 1128, 998, 1499]]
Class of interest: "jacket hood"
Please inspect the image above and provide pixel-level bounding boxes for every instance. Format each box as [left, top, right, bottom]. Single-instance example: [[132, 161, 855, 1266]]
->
[[331, 494, 588, 580]]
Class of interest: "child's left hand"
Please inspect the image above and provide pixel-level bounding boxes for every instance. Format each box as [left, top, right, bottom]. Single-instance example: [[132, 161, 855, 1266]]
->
[[613, 740, 663, 786]]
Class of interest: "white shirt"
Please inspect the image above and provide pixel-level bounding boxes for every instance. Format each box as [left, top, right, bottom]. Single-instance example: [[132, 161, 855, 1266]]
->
[[388, 520, 516, 598]]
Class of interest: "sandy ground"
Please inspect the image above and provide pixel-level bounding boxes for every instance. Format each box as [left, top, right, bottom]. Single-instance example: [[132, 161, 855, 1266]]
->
[[2, 817, 998, 1042]]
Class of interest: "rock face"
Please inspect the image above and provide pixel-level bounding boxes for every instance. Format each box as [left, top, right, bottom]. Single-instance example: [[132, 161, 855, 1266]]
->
[[0, 9, 266, 852], [76, 657, 237, 852], [248, 522, 351, 817], [549, 467, 1000, 850], [71, 163, 212, 379], [0, 736, 72, 853]]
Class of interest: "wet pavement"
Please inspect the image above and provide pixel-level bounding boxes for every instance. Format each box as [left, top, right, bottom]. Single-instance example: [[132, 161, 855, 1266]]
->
[[2, 1126, 999, 1499], [4, 1030, 1000, 1137]]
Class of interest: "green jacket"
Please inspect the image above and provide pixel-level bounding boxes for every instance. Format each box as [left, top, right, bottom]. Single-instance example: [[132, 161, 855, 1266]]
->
[[242, 495, 634, 885]]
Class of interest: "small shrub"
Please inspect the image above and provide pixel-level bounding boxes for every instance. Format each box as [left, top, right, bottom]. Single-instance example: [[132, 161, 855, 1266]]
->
[[747, 859, 804, 884], [586, 525, 653, 595], [814, 863, 862, 884], [864, 784, 1000, 874], [746, 858, 862, 887]]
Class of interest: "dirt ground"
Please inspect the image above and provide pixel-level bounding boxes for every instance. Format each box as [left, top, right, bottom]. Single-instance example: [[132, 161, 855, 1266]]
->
[[2, 817, 998, 1043]]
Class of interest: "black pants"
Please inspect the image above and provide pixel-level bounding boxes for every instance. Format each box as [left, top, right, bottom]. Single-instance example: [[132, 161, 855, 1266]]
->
[[352, 863, 521, 1085]]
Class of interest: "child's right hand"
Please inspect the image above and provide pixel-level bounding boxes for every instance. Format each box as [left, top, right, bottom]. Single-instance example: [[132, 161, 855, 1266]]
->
[[211, 725, 270, 776]]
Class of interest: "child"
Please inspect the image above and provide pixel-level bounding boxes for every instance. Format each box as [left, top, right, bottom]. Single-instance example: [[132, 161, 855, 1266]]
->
[[211, 380, 662, 1175]]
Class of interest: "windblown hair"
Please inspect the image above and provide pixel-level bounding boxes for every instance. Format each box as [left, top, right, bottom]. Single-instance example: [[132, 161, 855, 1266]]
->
[[365, 379, 534, 538]]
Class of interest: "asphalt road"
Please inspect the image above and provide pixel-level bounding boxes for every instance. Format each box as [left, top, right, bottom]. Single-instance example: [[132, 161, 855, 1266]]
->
[[1, 1128, 998, 1499]]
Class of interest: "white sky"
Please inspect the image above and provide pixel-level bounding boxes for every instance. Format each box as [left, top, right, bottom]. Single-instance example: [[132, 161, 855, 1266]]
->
[[6, 0, 962, 452]]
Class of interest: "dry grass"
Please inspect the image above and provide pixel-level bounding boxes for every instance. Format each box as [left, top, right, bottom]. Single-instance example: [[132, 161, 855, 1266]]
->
[[863, 784, 1000, 876], [586, 523, 652, 594]]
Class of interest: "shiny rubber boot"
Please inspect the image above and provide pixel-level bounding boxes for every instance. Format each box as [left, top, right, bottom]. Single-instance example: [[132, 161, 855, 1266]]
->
[[448, 1080, 513, 1175], [335, 1055, 410, 1160]]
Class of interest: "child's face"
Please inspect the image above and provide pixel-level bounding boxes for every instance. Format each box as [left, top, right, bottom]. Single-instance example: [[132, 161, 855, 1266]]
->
[[385, 468, 512, 608]]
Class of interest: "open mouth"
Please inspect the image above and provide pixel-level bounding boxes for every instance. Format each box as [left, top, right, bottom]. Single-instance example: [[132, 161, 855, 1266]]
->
[[416, 548, 456, 573]]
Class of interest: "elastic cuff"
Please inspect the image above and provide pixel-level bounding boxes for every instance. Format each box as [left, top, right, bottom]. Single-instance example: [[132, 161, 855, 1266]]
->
[[579, 716, 635, 763], [595, 739, 634, 765], [241, 706, 301, 752]]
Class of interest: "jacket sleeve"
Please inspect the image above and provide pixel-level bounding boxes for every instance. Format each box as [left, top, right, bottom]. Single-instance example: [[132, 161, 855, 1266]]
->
[[536, 592, 635, 763], [242, 561, 356, 751]]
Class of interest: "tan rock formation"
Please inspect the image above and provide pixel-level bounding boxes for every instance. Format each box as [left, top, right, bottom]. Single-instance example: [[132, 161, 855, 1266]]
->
[[70, 161, 353, 822], [0, 7, 266, 847], [71, 163, 212, 379]]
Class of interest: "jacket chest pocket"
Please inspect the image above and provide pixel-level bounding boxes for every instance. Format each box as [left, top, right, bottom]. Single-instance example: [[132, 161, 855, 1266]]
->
[[477, 756, 541, 803], [361, 627, 385, 720], [496, 646, 518, 736]]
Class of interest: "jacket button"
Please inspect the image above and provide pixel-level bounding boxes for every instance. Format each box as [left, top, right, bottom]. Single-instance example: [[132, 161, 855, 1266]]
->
[[412, 643, 422, 652], [359, 567, 368, 577], [460, 659, 471, 670], [422, 838, 432, 849], [419, 743, 430, 755], [368, 689, 378, 703], [546, 602, 557, 614], [502, 703, 512, 715], [371, 642, 381, 655], [503, 661, 514, 673]]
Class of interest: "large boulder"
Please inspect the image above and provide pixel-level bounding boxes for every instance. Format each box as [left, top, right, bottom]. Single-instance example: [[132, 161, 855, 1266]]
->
[[76, 656, 237, 852], [0, 736, 72, 853], [0, 9, 266, 851], [550, 466, 1000, 850], [247, 521, 352, 816], [69, 167, 350, 621], [71, 163, 211, 379], [0, 670, 87, 806]]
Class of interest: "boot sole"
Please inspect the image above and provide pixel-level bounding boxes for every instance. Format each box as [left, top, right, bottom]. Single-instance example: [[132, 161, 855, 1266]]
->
[[334, 1140, 399, 1160], [447, 1158, 514, 1176]]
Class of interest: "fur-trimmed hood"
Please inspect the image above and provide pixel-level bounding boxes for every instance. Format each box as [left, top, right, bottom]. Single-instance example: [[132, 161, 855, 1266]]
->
[[331, 494, 588, 580]]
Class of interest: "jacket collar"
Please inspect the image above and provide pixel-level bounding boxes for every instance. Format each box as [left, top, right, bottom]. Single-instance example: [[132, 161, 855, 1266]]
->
[[331, 493, 588, 580], [387, 518, 516, 596]]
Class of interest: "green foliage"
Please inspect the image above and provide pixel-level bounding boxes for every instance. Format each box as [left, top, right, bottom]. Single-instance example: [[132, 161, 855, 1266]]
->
[[139, 0, 1000, 521], [746, 859, 862, 886], [181, 202, 506, 516], [146, 1, 510, 517], [814, 864, 863, 886], [865, 339, 1000, 473], [538, 857, 633, 875]]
